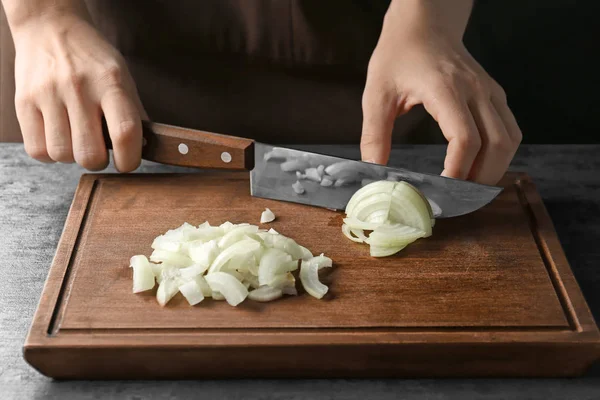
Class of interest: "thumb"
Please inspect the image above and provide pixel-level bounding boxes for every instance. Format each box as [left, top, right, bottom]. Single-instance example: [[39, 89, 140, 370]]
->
[[360, 85, 397, 165]]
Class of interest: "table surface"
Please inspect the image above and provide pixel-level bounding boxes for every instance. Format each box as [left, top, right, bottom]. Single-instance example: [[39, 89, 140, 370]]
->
[[1, 144, 599, 400]]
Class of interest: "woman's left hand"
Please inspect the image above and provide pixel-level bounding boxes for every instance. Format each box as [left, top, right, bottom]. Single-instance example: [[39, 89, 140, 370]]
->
[[361, 6, 522, 186]]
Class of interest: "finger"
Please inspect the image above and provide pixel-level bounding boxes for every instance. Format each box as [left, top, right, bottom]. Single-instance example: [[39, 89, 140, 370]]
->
[[467, 99, 514, 185], [15, 101, 53, 163], [360, 84, 397, 165], [66, 95, 108, 171], [40, 100, 74, 163], [492, 96, 523, 145], [101, 87, 143, 172], [423, 90, 480, 179]]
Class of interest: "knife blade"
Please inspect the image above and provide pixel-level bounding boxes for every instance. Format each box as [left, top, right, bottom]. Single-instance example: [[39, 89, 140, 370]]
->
[[103, 120, 502, 218]]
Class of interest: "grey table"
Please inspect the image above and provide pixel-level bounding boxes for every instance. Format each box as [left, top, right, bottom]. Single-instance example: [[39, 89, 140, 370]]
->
[[1, 144, 600, 400]]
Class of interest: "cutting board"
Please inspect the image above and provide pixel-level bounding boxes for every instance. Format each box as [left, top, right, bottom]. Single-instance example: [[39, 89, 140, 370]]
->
[[24, 172, 600, 379]]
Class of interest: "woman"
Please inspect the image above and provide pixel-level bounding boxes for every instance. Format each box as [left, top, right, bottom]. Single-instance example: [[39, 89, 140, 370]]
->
[[1, 0, 521, 185]]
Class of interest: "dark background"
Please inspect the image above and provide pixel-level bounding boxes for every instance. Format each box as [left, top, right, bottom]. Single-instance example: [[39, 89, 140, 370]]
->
[[464, 0, 598, 144]]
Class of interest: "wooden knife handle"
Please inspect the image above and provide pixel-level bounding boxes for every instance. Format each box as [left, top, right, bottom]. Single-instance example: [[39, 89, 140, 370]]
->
[[102, 119, 255, 170]]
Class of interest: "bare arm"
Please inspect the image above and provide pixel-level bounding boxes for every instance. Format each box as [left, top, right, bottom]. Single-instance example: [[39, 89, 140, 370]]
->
[[2, 0, 147, 172], [361, 0, 522, 185]]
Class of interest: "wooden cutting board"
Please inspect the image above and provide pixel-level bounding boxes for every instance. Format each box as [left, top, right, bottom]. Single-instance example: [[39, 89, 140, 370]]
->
[[24, 172, 600, 378]]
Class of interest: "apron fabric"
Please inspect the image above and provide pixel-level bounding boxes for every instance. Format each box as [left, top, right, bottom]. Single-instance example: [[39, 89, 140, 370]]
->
[[84, 0, 433, 144]]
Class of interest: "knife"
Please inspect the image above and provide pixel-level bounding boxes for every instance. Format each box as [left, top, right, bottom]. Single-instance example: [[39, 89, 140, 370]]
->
[[102, 120, 502, 218]]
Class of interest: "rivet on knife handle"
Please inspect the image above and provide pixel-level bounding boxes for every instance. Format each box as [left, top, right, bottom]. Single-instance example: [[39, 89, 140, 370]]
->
[[102, 119, 255, 170]]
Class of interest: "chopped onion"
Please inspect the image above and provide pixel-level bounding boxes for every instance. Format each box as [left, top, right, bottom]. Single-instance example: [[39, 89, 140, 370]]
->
[[304, 167, 322, 182], [260, 208, 276, 223], [205, 272, 249, 306], [151, 236, 181, 253], [129, 255, 155, 293], [178, 279, 205, 305], [316, 165, 325, 177], [157, 276, 183, 306], [320, 177, 334, 187], [292, 180, 305, 194], [299, 245, 314, 261], [218, 225, 259, 248], [128, 219, 333, 306], [208, 238, 261, 274], [248, 286, 283, 302], [258, 248, 293, 286], [212, 291, 225, 300], [269, 272, 296, 289], [150, 249, 194, 267], [188, 239, 220, 266], [299, 255, 332, 299], [325, 160, 385, 182], [179, 263, 210, 280]]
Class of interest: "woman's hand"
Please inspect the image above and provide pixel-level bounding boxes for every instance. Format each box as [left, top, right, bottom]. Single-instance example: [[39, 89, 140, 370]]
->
[[11, 8, 147, 172], [361, 0, 522, 185]]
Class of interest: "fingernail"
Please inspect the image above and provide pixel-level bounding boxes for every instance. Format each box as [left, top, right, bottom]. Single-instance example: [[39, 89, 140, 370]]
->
[[364, 159, 376, 164]]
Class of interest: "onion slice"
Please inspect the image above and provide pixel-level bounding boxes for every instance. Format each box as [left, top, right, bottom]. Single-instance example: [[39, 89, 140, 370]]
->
[[205, 272, 249, 306], [260, 208, 276, 223], [178, 279, 205, 305], [129, 255, 155, 293], [248, 286, 283, 302], [342, 180, 434, 257], [299, 255, 333, 299]]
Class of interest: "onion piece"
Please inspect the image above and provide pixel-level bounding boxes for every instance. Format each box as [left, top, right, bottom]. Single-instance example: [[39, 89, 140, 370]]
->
[[188, 239, 220, 266], [262, 234, 304, 260], [320, 177, 334, 187], [258, 248, 293, 286], [269, 272, 296, 289], [205, 272, 249, 306], [343, 217, 381, 231], [260, 208, 276, 224], [299, 245, 314, 261], [179, 263, 210, 280], [325, 160, 385, 182], [268, 228, 279, 235], [212, 291, 225, 300], [292, 180, 305, 194], [150, 249, 194, 267], [151, 236, 181, 253], [129, 255, 155, 293], [156, 273, 185, 307], [299, 256, 332, 299], [208, 238, 261, 274], [304, 167, 322, 182], [178, 279, 205, 305], [316, 165, 325, 178], [218, 225, 259, 248], [248, 286, 283, 302]]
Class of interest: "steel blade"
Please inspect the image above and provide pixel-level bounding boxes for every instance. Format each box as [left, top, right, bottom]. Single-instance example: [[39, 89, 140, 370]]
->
[[250, 143, 502, 218]]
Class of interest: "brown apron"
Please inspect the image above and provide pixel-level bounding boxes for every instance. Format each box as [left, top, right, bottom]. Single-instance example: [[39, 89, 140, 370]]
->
[[4, 1, 435, 145]]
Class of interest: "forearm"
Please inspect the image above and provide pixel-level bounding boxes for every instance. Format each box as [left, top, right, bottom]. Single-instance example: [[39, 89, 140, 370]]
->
[[384, 0, 474, 43], [1, 0, 88, 32]]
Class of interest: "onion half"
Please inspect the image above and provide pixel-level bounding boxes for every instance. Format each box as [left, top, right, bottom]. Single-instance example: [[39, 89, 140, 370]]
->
[[342, 180, 434, 257]]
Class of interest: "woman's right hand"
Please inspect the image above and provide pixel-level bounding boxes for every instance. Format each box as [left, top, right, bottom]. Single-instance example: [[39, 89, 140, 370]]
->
[[12, 9, 147, 172]]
